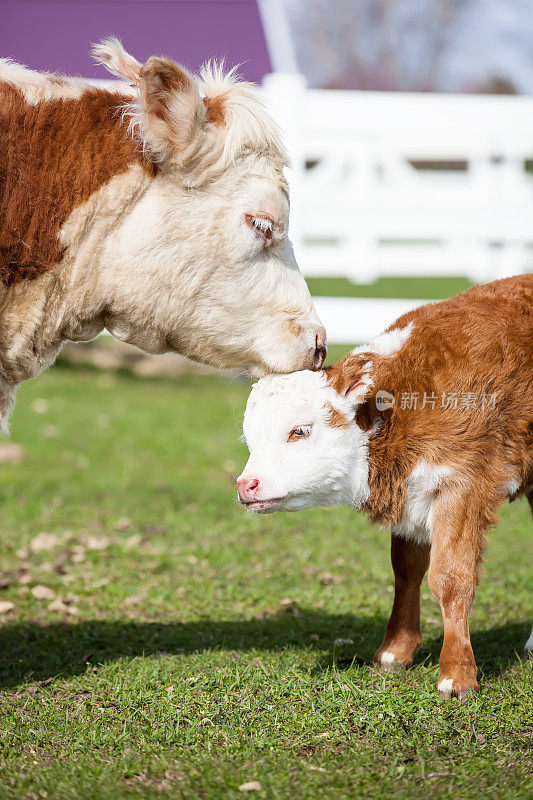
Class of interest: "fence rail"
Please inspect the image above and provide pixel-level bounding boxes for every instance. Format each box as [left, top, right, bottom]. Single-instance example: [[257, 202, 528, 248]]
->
[[261, 75, 533, 284]]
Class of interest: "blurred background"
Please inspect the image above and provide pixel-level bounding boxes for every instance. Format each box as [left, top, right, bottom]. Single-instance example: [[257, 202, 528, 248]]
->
[[2, 0, 533, 358]]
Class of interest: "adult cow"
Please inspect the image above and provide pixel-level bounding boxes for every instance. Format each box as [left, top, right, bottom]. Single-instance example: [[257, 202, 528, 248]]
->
[[0, 39, 326, 428]]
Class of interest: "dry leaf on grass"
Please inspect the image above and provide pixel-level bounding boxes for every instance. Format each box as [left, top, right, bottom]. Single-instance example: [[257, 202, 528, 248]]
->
[[30, 532, 60, 552], [0, 600, 14, 615], [32, 398, 49, 414], [142, 546, 162, 556], [71, 546, 87, 563], [31, 585, 56, 601], [239, 782, 263, 792], [279, 598, 300, 616], [85, 536, 110, 551], [42, 424, 59, 438], [0, 443, 24, 464], [48, 597, 79, 616], [123, 595, 144, 607], [319, 572, 340, 585], [115, 517, 131, 531], [123, 534, 141, 549], [86, 578, 111, 590]]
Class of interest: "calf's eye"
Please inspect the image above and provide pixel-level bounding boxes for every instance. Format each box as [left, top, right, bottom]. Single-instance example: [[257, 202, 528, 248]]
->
[[246, 214, 274, 241], [288, 424, 312, 442]]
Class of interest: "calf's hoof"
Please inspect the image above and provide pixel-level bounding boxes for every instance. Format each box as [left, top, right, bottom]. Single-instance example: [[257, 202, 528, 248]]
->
[[373, 650, 408, 673], [437, 676, 478, 700]]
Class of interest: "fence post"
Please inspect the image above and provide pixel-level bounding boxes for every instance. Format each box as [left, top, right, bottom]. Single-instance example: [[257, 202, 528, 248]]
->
[[262, 72, 307, 263], [347, 137, 378, 285]]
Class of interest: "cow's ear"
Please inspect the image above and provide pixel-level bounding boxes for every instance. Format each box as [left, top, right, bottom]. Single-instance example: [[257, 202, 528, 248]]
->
[[92, 37, 142, 83], [93, 38, 205, 163], [137, 56, 205, 160], [326, 354, 375, 407]]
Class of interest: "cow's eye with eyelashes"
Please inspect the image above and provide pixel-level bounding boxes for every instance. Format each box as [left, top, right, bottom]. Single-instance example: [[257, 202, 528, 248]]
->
[[288, 424, 312, 442], [246, 214, 274, 241]]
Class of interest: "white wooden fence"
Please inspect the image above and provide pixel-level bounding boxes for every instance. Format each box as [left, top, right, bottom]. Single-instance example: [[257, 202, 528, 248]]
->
[[261, 75, 533, 286]]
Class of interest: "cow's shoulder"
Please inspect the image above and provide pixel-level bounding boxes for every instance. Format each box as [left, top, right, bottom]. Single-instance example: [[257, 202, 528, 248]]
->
[[0, 67, 153, 286]]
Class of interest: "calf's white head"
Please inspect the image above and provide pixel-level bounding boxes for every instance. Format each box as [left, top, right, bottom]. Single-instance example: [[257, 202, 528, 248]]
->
[[237, 357, 375, 512], [92, 39, 326, 376]]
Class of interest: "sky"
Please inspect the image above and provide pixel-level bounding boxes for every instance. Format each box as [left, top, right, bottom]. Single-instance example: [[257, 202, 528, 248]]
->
[[286, 0, 533, 93], [442, 0, 533, 92]]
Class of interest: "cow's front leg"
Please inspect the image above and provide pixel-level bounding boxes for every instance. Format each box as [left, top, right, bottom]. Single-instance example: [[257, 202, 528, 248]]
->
[[427, 492, 485, 699], [374, 534, 430, 671]]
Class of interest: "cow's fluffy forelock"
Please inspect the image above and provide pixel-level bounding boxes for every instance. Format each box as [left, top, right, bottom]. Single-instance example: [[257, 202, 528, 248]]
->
[[93, 38, 288, 183], [118, 59, 288, 185]]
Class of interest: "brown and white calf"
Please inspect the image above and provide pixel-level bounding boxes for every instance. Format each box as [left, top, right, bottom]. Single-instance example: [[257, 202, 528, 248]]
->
[[0, 39, 325, 428], [238, 275, 533, 698]]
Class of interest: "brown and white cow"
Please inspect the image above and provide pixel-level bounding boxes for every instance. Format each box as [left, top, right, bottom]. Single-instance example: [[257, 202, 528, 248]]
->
[[238, 275, 533, 698], [0, 39, 326, 428]]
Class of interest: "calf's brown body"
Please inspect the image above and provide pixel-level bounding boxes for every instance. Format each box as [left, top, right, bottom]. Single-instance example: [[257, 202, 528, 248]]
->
[[328, 274, 533, 697]]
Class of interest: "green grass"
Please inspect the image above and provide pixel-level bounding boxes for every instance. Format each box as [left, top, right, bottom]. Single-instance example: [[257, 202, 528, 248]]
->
[[307, 276, 474, 300], [0, 366, 531, 799]]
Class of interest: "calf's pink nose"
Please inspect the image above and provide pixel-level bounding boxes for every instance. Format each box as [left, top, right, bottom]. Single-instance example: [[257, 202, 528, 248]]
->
[[237, 476, 260, 503]]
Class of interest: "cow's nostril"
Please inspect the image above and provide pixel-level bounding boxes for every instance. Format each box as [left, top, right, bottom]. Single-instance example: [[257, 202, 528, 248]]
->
[[248, 478, 259, 493], [313, 333, 327, 369]]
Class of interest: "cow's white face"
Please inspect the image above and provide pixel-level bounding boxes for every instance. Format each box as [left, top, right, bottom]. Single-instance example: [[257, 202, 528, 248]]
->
[[92, 39, 326, 376], [111, 161, 325, 377], [237, 370, 372, 512], [199, 167, 324, 377]]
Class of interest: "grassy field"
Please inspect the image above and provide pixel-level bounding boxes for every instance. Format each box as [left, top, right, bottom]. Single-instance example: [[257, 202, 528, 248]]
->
[[0, 365, 531, 799], [306, 275, 473, 300]]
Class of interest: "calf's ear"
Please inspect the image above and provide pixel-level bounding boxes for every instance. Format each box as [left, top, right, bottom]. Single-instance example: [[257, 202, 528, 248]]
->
[[327, 354, 375, 407], [93, 37, 206, 163]]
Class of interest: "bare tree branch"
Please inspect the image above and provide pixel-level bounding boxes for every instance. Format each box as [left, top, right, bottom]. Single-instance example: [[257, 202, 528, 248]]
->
[[288, 0, 471, 91]]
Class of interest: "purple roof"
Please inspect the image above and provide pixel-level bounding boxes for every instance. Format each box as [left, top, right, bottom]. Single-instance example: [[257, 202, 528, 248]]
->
[[0, 0, 272, 83]]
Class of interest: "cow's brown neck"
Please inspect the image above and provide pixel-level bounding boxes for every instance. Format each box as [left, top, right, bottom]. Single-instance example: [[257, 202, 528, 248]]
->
[[0, 82, 156, 286]]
